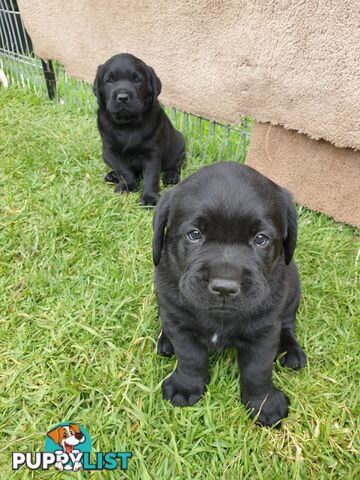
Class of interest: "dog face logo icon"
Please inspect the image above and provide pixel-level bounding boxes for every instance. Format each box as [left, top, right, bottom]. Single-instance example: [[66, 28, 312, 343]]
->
[[47, 424, 85, 454], [45, 422, 91, 471]]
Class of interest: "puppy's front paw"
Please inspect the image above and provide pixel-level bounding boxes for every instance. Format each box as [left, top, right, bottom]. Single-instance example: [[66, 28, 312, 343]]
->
[[141, 192, 160, 207], [162, 372, 206, 407], [157, 330, 174, 357], [280, 344, 307, 370], [243, 388, 289, 428]]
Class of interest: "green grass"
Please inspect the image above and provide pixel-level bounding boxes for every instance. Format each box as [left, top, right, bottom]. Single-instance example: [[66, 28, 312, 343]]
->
[[0, 87, 359, 479]]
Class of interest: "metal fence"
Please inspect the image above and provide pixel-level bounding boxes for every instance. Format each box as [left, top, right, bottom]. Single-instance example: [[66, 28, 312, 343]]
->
[[0, 0, 252, 165]]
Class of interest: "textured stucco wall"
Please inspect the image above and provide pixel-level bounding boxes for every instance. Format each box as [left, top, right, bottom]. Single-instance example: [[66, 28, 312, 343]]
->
[[247, 123, 360, 228], [17, 0, 360, 150]]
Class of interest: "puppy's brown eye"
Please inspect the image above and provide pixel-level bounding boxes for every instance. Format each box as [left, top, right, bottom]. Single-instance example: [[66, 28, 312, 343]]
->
[[254, 233, 269, 246], [134, 76, 141, 83], [63, 432, 68, 437], [106, 77, 114, 84], [187, 230, 203, 242]]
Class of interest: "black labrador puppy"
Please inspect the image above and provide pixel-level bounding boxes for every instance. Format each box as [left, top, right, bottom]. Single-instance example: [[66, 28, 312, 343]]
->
[[93, 53, 185, 206], [153, 161, 307, 427]]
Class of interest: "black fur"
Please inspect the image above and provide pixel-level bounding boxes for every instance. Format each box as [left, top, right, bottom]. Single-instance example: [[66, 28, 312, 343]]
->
[[93, 53, 185, 206], [153, 162, 306, 427]]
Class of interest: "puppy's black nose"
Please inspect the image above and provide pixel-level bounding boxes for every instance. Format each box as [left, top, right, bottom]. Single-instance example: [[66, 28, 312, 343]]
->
[[209, 278, 240, 297], [116, 93, 129, 103]]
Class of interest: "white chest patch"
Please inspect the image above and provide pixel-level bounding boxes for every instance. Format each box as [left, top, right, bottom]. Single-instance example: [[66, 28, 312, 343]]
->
[[211, 333, 218, 344]]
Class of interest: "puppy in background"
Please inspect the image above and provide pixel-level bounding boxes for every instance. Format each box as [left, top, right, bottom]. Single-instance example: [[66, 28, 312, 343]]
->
[[153, 161, 307, 427], [93, 53, 185, 207]]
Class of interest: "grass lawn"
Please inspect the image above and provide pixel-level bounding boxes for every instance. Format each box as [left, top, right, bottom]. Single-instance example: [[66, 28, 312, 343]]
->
[[0, 88, 359, 479]]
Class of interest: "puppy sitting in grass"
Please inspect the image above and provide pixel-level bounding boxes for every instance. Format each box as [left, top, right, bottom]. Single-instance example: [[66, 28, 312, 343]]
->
[[93, 53, 185, 207], [153, 161, 306, 427]]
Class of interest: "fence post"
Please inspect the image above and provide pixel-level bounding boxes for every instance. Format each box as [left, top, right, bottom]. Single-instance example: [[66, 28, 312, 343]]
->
[[41, 59, 56, 99]]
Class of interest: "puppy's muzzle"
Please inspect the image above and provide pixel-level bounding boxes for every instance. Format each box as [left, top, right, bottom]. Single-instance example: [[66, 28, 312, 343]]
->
[[75, 433, 84, 441], [208, 278, 240, 298]]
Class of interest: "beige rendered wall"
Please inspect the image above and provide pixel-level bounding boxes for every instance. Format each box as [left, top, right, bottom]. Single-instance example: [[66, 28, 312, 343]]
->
[[247, 123, 360, 228], [17, 0, 360, 150]]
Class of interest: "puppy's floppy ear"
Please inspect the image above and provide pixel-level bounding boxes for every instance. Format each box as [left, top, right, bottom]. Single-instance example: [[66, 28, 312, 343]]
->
[[47, 426, 62, 445], [93, 64, 104, 106], [282, 188, 298, 265], [147, 65, 162, 105], [152, 189, 173, 266]]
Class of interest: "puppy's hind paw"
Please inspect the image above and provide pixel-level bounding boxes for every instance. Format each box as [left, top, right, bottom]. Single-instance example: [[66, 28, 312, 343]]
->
[[280, 344, 307, 370], [105, 170, 119, 183], [114, 182, 138, 194], [157, 330, 174, 357], [114, 183, 127, 194]]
